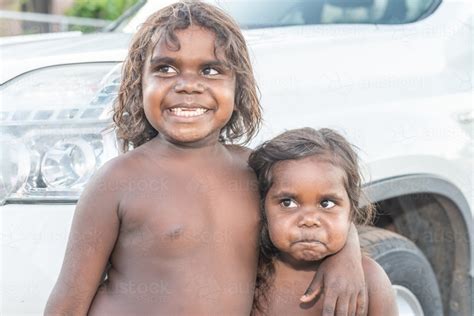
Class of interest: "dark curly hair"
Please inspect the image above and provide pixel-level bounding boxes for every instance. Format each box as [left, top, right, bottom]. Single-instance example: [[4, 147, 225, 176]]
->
[[248, 127, 375, 315], [113, 0, 262, 152]]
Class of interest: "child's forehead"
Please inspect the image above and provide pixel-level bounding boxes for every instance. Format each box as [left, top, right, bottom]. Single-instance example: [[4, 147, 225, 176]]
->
[[270, 156, 347, 186], [148, 26, 228, 61], [273, 155, 340, 172]]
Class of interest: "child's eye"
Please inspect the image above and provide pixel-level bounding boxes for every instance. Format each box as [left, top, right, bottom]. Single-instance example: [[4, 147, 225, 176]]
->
[[202, 67, 219, 76], [156, 65, 177, 74], [320, 200, 336, 209], [280, 199, 297, 208]]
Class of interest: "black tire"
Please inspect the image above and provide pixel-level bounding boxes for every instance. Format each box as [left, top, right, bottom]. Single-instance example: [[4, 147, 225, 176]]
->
[[358, 226, 443, 316]]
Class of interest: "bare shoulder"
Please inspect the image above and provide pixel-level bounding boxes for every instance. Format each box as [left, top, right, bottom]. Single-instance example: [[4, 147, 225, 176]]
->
[[82, 148, 150, 201], [362, 256, 398, 316], [96, 146, 151, 179], [226, 144, 253, 163]]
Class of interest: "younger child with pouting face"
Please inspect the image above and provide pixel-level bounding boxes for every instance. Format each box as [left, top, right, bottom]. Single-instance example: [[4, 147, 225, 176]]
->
[[46, 1, 369, 315], [249, 128, 398, 316]]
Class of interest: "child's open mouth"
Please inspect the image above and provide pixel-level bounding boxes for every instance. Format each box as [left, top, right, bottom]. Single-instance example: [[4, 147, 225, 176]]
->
[[168, 107, 209, 118]]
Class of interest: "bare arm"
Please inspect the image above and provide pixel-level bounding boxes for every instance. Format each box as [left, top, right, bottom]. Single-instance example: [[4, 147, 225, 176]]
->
[[363, 256, 398, 316], [44, 158, 124, 315], [301, 223, 367, 316]]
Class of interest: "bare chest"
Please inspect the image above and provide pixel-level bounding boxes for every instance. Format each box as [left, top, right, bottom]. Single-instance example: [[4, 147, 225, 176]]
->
[[115, 166, 260, 258]]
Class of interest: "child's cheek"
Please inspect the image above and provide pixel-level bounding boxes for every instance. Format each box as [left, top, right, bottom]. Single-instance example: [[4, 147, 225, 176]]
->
[[327, 220, 351, 253], [267, 218, 292, 251]]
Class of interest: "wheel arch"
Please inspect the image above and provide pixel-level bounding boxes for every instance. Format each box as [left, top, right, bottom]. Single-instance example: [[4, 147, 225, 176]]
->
[[363, 174, 472, 316]]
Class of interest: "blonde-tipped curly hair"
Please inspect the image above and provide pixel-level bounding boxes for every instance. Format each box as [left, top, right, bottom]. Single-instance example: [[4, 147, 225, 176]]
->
[[113, 0, 262, 152]]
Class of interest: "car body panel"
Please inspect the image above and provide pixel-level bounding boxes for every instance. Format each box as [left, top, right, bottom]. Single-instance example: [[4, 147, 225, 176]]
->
[[1, 204, 75, 314], [0, 32, 83, 46], [1, 34, 130, 84]]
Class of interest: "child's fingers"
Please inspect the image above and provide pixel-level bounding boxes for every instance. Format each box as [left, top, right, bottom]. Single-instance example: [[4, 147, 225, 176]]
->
[[355, 288, 368, 316], [348, 294, 357, 316], [321, 291, 337, 316], [300, 273, 323, 302], [334, 293, 350, 316]]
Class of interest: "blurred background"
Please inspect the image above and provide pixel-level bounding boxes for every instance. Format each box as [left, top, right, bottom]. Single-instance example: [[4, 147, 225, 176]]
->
[[0, 0, 138, 36]]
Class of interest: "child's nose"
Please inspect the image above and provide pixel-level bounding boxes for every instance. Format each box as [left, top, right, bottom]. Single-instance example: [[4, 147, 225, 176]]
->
[[297, 208, 321, 228], [174, 73, 205, 94]]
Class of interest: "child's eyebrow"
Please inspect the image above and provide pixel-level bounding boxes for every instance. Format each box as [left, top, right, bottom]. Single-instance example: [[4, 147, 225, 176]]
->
[[320, 193, 345, 203], [202, 60, 230, 68], [149, 56, 230, 69], [269, 190, 297, 200], [269, 190, 345, 202], [149, 56, 176, 66]]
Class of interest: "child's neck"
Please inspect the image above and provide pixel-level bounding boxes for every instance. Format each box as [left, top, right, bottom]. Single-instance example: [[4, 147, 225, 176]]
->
[[275, 253, 320, 275], [271, 255, 321, 294], [148, 135, 230, 159]]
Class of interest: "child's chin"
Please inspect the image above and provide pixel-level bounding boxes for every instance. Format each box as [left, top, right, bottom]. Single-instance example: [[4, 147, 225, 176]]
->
[[297, 250, 328, 262]]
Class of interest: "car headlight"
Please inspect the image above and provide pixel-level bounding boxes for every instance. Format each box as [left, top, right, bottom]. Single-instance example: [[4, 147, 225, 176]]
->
[[0, 62, 122, 205]]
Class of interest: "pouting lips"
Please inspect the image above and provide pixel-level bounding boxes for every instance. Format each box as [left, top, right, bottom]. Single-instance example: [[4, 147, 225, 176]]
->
[[293, 239, 325, 246], [168, 107, 209, 117]]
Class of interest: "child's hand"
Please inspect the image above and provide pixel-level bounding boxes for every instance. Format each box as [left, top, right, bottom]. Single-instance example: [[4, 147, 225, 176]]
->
[[300, 224, 368, 316]]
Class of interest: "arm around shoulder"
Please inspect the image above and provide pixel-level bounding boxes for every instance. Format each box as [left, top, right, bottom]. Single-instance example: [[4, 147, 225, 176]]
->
[[44, 156, 128, 315], [363, 256, 398, 316]]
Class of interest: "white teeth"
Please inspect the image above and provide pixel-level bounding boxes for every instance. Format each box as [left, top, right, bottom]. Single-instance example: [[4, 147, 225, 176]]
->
[[169, 108, 208, 117]]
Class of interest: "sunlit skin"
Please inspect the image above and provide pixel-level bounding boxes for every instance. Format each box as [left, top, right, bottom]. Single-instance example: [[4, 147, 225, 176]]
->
[[142, 25, 236, 147], [259, 156, 398, 315], [265, 156, 351, 268], [46, 26, 260, 316], [45, 25, 371, 316], [87, 26, 260, 315]]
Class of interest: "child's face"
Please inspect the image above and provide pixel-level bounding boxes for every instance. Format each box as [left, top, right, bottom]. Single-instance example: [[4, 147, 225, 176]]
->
[[264, 156, 351, 266], [142, 25, 236, 146]]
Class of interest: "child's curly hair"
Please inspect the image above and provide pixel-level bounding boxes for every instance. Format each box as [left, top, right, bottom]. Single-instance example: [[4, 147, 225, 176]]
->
[[113, 0, 262, 152], [248, 127, 375, 315]]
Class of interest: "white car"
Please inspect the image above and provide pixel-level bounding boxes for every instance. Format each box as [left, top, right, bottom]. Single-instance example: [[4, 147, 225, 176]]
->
[[1, 0, 472, 315]]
